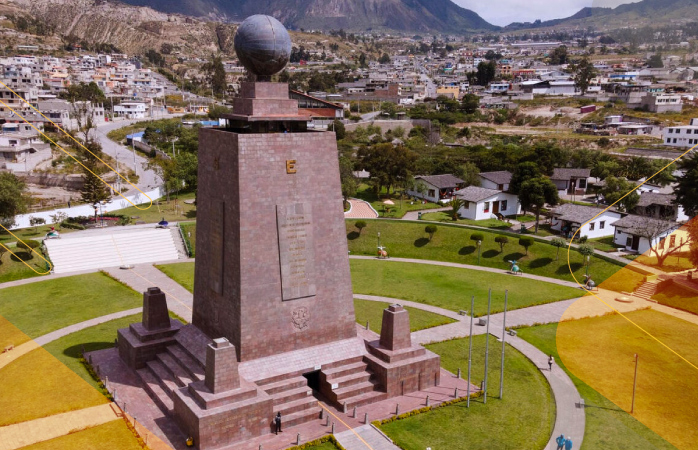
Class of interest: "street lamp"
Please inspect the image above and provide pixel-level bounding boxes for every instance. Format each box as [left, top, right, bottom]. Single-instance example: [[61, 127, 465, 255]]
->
[[477, 240, 482, 265]]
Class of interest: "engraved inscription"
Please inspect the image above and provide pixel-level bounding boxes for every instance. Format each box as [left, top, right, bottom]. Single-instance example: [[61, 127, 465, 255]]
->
[[277, 203, 316, 301], [291, 307, 310, 330]]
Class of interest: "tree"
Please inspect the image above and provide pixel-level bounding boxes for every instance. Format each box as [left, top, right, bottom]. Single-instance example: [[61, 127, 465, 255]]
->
[[80, 157, 110, 223], [572, 57, 597, 95], [647, 53, 664, 68], [519, 236, 534, 255], [29, 216, 45, 232], [356, 143, 417, 195], [460, 94, 480, 114], [50, 212, 68, 229], [548, 46, 568, 65], [448, 198, 464, 221], [578, 243, 595, 275], [519, 177, 559, 234], [58, 82, 106, 104], [207, 104, 232, 120], [379, 53, 391, 64], [601, 176, 639, 212], [0, 173, 30, 228], [16, 240, 40, 259], [551, 237, 567, 261], [202, 55, 226, 95], [425, 224, 437, 241], [144, 49, 165, 67], [509, 162, 541, 195], [675, 153, 698, 217], [355, 220, 367, 235], [339, 156, 357, 202], [635, 218, 685, 267], [476, 61, 496, 86], [332, 120, 346, 140], [591, 160, 620, 180], [494, 236, 509, 252], [454, 162, 480, 188]]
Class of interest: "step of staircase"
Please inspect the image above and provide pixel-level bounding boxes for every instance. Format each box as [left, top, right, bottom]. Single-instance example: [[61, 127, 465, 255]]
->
[[344, 390, 388, 410], [166, 345, 205, 382], [136, 367, 174, 414], [258, 376, 308, 396], [329, 370, 373, 390], [280, 406, 323, 429], [321, 361, 368, 381], [634, 281, 658, 300], [333, 380, 380, 402], [156, 351, 195, 387], [145, 359, 180, 395], [273, 395, 317, 416], [270, 386, 313, 406]]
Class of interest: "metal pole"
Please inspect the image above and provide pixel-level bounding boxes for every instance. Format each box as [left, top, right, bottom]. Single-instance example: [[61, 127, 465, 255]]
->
[[631, 353, 638, 414], [484, 289, 491, 403], [499, 290, 508, 399], [467, 295, 474, 408]]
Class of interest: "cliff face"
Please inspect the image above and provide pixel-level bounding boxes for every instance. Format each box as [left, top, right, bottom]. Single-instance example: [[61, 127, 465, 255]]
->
[[5, 0, 236, 55]]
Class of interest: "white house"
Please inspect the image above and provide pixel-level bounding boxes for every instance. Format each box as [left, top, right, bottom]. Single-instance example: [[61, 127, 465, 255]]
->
[[113, 102, 147, 119], [613, 215, 682, 254], [551, 168, 591, 196], [662, 118, 698, 148], [479, 171, 512, 191], [0, 131, 52, 172], [407, 174, 465, 203], [633, 192, 689, 222], [551, 203, 623, 239], [455, 186, 520, 220]]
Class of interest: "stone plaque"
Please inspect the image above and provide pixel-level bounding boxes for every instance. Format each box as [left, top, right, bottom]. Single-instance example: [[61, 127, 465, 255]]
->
[[277, 203, 316, 301]]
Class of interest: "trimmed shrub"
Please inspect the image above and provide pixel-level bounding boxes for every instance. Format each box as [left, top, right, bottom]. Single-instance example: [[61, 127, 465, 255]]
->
[[470, 233, 485, 242], [494, 235, 509, 252], [355, 220, 367, 235], [519, 236, 534, 255], [425, 224, 438, 240]]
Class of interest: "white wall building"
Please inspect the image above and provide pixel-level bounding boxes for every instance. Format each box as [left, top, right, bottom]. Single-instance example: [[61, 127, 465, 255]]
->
[[113, 102, 147, 119], [478, 171, 512, 191], [663, 118, 698, 147], [407, 174, 465, 203], [455, 186, 520, 220], [551, 203, 623, 239], [613, 215, 682, 254]]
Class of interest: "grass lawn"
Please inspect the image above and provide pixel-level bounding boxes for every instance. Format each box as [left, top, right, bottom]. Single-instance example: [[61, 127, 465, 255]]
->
[[636, 253, 695, 273], [589, 236, 621, 253], [43, 314, 142, 390], [353, 299, 456, 333], [19, 420, 144, 450], [599, 266, 646, 293], [354, 183, 442, 219], [293, 441, 339, 450], [553, 310, 698, 449], [111, 191, 196, 224], [419, 212, 513, 230], [346, 220, 624, 283], [0, 245, 46, 283], [180, 221, 197, 255], [0, 347, 108, 427], [351, 260, 584, 316], [156, 262, 195, 292], [0, 315, 31, 348], [652, 281, 698, 315], [518, 320, 678, 450], [379, 335, 554, 450], [0, 225, 79, 245], [0, 272, 141, 339]]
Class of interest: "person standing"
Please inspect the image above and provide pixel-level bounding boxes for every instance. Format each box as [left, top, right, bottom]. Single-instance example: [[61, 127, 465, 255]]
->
[[565, 436, 573, 450], [548, 355, 554, 371], [556, 434, 566, 450], [274, 412, 282, 434]]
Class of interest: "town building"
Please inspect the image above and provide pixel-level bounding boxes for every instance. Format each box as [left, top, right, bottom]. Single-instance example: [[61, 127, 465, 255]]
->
[[408, 174, 465, 203], [455, 186, 520, 220], [550, 203, 623, 239]]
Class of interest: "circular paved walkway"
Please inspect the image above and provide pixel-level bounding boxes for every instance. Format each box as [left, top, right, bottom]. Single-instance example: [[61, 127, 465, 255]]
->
[[344, 199, 378, 219]]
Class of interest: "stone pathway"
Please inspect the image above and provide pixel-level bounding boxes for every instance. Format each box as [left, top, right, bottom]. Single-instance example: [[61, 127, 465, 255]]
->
[[34, 307, 142, 346], [335, 425, 400, 450], [0, 403, 121, 450], [103, 262, 193, 322], [345, 199, 379, 219]]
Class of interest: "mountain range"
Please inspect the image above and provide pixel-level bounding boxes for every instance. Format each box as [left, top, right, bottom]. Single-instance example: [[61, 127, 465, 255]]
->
[[117, 0, 498, 33]]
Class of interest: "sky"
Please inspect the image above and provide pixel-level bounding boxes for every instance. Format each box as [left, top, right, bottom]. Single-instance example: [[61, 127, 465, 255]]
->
[[453, 0, 641, 27]]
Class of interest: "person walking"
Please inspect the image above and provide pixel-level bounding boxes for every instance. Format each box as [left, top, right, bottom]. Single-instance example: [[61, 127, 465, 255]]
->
[[555, 434, 566, 450], [274, 412, 282, 434], [548, 355, 554, 372], [565, 436, 573, 450]]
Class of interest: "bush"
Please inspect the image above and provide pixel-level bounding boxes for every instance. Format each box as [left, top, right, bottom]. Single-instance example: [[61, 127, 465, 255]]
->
[[470, 233, 485, 242], [519, 236, 534, 255], [60, 221, 86, 230], [16, 240, 41, 258], [494, 235, 509, 252], [425, 224, 438, 240], [578, 235, 588, 243], [355, 220, 367, 234], [598, 137, 610, 147]]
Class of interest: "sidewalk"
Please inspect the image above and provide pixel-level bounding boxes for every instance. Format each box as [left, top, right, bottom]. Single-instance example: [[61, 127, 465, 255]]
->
[[345, 199, 379, 219]]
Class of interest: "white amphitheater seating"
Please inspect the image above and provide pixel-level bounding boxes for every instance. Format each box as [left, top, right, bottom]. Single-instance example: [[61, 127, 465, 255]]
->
[[44, 226, 182, 274]]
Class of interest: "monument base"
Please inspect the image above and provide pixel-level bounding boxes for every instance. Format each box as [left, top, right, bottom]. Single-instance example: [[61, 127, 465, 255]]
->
[[365, 341, 442, 397]]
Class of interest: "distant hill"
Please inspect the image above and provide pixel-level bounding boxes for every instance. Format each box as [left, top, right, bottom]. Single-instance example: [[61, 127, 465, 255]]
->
[[505, 0, 698, 31], [117, 0, 498, 33]]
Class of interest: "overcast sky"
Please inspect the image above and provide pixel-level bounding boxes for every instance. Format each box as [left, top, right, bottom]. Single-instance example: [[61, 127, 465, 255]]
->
[[453, 0, 641, 26]]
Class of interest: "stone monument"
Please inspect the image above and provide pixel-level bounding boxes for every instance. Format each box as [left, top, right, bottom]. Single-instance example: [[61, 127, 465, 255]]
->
[[116, 15, 440, 450]]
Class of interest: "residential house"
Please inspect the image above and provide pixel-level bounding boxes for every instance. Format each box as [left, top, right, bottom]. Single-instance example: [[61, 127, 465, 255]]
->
[[551, 203, 623, 239], [551, 168, 591, 196], [479, 171, 512, 191], [114, 102, 147, 119], [0, 131, 51, 172], [662, 118, 698, 148], [640, 92, 682, 113], [407, 174, 465, 203], [455, 186, 520, 220], [633, 192, 688, 222], [613, 215, 682, 254]]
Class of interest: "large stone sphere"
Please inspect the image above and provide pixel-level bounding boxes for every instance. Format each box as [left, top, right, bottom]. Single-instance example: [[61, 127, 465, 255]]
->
[[234, 15, 292, 79]]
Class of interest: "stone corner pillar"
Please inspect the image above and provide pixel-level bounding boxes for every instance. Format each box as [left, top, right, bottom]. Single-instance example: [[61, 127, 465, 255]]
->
[[205, 338, 240, 393], [142, 287, 170, 331], [379, 304, 411, 351]]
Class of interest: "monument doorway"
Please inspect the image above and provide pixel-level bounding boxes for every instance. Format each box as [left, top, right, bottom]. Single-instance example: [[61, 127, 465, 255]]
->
[[303, 370, 322, 391]]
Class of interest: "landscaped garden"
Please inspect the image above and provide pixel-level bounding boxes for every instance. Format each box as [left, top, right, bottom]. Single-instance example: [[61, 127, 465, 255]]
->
[[529, 310, 698, 450], [419, 211, 514, 230], [651, 280, 698, 315], [346, 219, 624, 283], [354, 183, 442, 218], [636, 252, 695, 273], [111, 191, 196, 224], [0, 272, 141, 338], [0, 243, 46, 283], [351, 259, 584, 316], [378, 335, 554, 450], [353, 298, 456, 333]]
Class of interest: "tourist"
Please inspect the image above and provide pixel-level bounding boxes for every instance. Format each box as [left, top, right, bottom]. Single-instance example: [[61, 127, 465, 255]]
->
[[274, 412, 282, 434], [548, 355, 554, 371], [565, 436, 573, 450], [556, 434, 566, 450]]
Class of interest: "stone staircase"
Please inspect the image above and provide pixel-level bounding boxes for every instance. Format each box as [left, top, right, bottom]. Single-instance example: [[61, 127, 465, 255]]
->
[[136, 341, 206, 414], [319, 356, 387, 410], [634, 280, 659, 301], [255, 374, 322, 428]]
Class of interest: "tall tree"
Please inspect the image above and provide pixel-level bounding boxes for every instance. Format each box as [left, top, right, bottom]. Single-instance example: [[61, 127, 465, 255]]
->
[[80, 157, 110, 223], [519, 177, 559, 234], [572, 56, 597, 95], [0, 173, 30, 228], [600, 176, 640, 212], [339, 156, 357, 202], [674, 153, 698, 217], [509, 161, 541, 195], [476, 61, 496, 86], [203, 55, 227, 95]]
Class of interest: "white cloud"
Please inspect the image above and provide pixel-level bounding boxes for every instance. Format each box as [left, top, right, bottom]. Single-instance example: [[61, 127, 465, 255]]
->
[[453, 0, 641, 27]]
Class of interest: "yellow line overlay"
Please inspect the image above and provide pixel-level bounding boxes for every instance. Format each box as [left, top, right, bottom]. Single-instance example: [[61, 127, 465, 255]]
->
[[0, 80, 152, 210], [0, 228, 52, 275], [566, 142, 698, 372], [125, 267, 192, 312], [318, 402, 375, 450]]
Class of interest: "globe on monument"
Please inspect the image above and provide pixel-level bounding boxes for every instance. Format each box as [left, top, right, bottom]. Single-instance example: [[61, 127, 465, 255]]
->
[[234, 15, 292, 80]]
